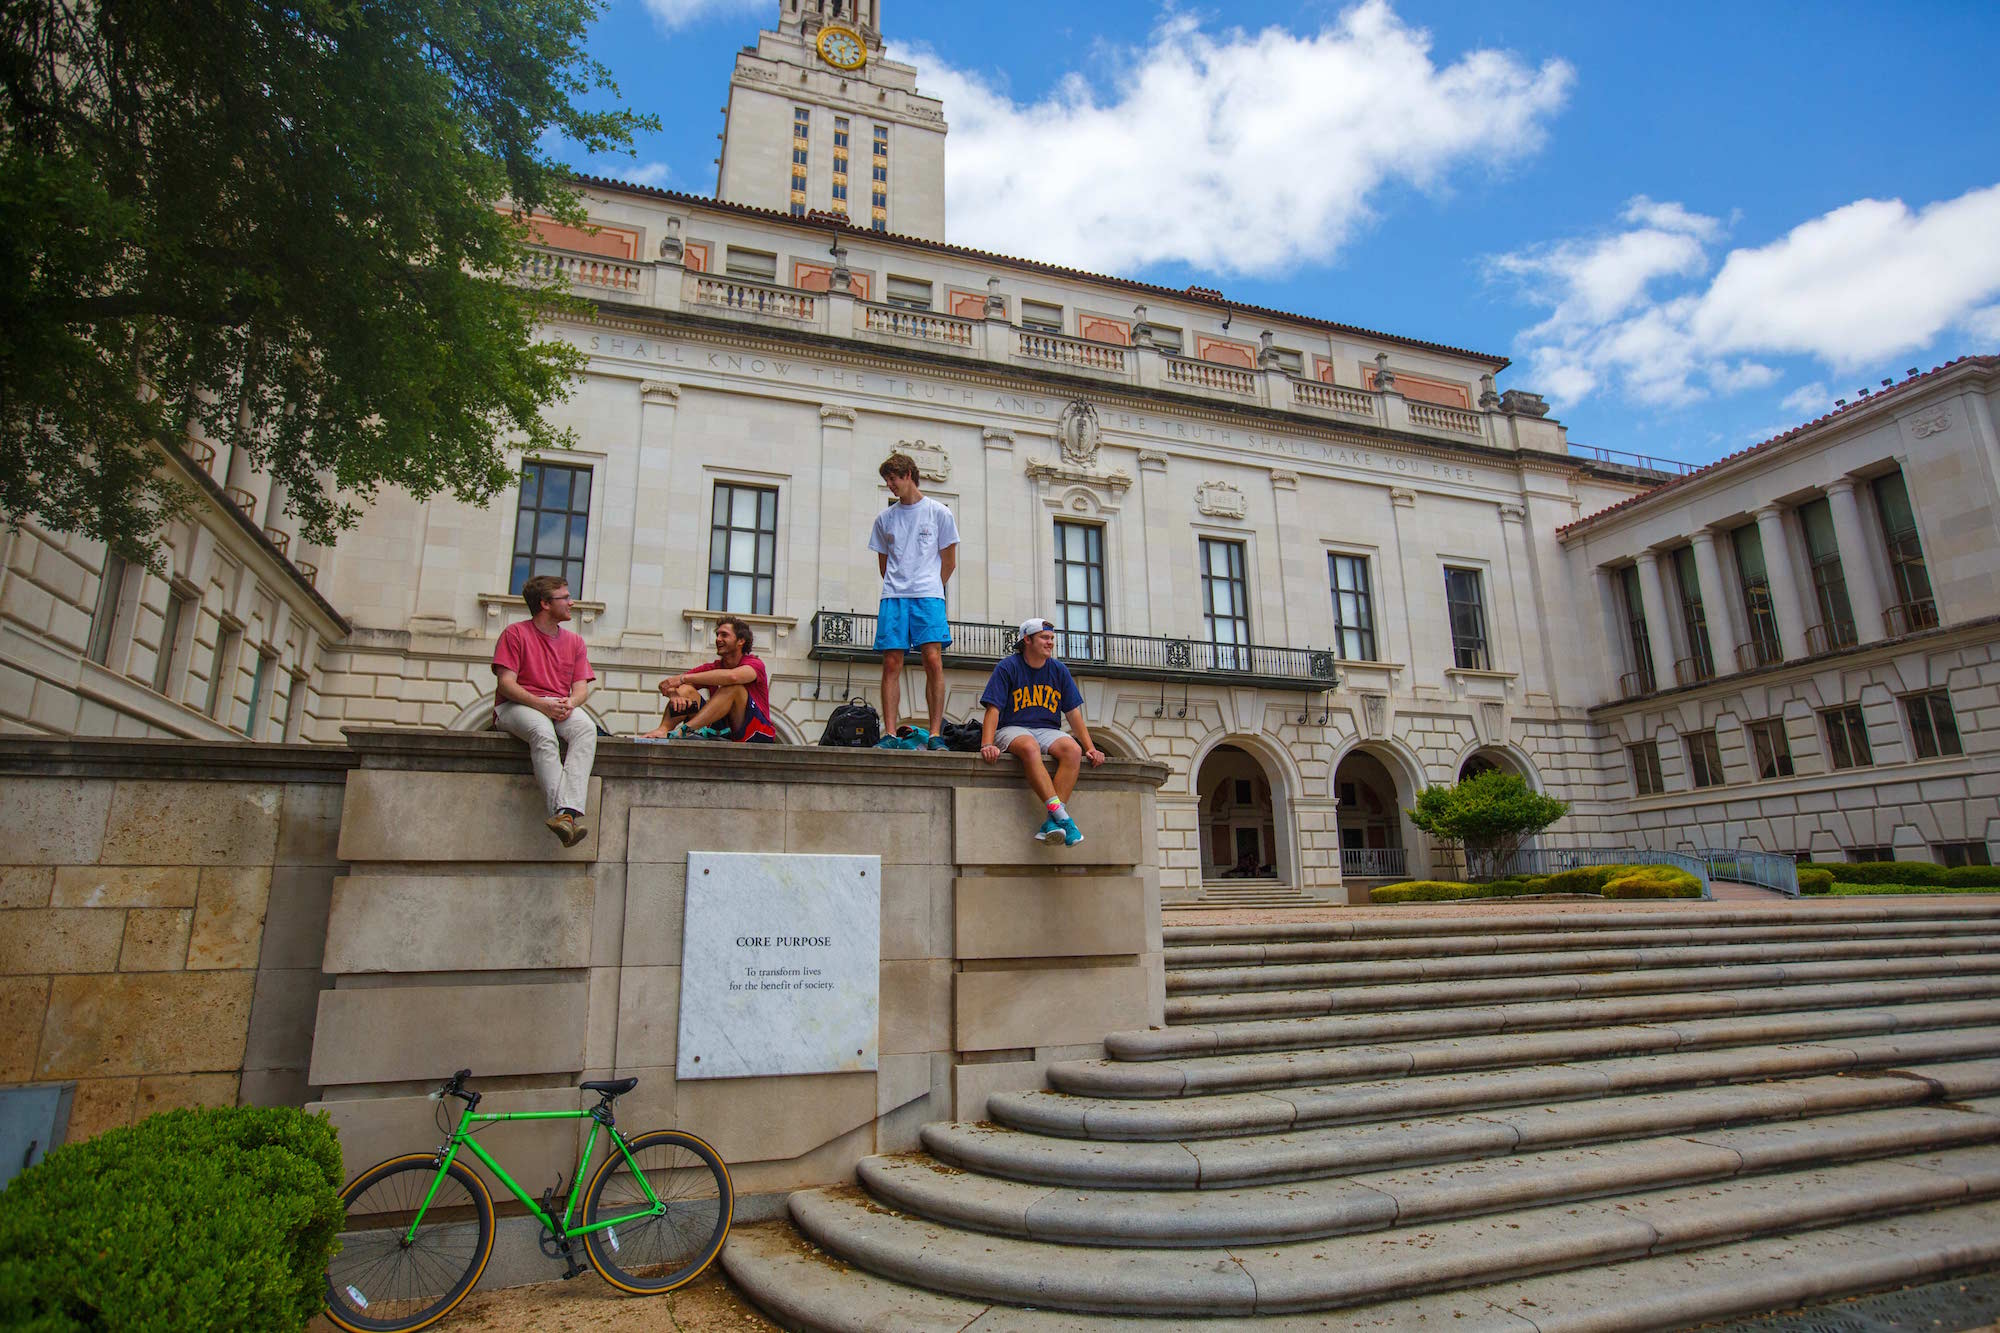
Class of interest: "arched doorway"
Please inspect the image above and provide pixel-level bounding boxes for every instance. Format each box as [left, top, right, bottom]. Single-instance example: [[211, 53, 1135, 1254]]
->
[[1458, 745, 1539, 787], [1335, 748, 1411, 881], [1196, 744, 1279, 881]]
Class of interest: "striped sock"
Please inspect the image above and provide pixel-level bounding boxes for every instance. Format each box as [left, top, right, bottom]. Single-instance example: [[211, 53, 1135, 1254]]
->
[[1046, 798, 1068, 822]]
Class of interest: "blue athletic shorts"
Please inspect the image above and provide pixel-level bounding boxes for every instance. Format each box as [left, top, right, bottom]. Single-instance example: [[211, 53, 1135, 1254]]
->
[[874, 597, 951, 651]]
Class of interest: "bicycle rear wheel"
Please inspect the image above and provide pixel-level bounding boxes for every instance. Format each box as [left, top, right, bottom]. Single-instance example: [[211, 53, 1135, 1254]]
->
[[580, 1129, 733, 1294], [324, 1154, 495, 1333]]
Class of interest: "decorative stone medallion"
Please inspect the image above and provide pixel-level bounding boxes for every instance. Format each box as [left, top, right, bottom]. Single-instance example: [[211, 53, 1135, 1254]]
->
[[1910, 407, 1953, 438], [1195, 481, 1247, 519], [1057, 400, 1102, 468], [898, 439, 952, 483]]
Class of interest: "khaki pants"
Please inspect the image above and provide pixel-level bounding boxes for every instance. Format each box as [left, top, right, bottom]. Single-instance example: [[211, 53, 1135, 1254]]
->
[[495, 702, 597, 815]]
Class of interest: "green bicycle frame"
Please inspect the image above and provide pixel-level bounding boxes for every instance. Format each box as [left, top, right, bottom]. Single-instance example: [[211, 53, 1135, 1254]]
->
[[404, 1101, 666, 1246]]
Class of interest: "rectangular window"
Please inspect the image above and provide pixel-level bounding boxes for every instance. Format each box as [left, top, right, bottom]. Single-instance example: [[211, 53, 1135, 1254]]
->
[[1628, 741, 1665, 796], [1730, 524, 1784, 665], [206, 624, 240, 721], [1798, 497, 1856, 650], [1903, 689, 1963, 759], [873, 125, 889, 156], [1200, 538, 1250, 668], [872, 216, 885, 232], [1020, 300, 1063, 333], [1849, 845, 1895, 864], [1746, 717, 1795, 780], [87, 552, 131, 666], [510, 461, 591, 595], [1329, 554, 1376, 662], [1445, 567, 1490, 670], [152, 588, 193, 695], [1872, 470, 1936, 632], [792, 146, 809, 166], [885, 275, 933, 310], [1671, 546, 1715, 681], [707, 483, 777, 615], [246, 650, 275, 740], [723, 247, 777, 282], [831, 181, 848, 201], [1937, 841, 1992, 868], [1616, 564, 1655, 693], [872, 164, 888, 183], [283, 670, 308, 742], [1821, 703, 1873, 770], [1686, 729, 1725, 789], [792, 170, 807, 191], [833, 117, 849, 148], [1053, 521, 1106, 661]]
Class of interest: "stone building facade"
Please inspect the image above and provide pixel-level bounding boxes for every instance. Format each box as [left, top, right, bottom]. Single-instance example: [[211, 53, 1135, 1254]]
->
[[2, 2, 1995, 902]]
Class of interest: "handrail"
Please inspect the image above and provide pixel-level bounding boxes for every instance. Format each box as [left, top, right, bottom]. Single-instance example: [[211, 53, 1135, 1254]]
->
[[1340, 848, 1407, 879], [1478, 846, 1713, 899], [1694, 847, 1800, 898], [1569, 444, 1701, 477]]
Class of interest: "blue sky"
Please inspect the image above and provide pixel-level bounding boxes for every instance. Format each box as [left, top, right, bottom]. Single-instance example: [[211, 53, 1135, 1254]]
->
[[573, 0, 2000, 466]]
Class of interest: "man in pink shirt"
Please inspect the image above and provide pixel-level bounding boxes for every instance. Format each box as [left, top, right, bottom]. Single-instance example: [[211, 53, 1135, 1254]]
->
[[492, 574, 597, 846]]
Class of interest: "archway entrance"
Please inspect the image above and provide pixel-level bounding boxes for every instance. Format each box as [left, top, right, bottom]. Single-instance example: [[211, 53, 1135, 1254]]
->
[[1335, 748, 1410, 880], [1460, 747, 1532, 784], [1196, 744, 1279, 882]]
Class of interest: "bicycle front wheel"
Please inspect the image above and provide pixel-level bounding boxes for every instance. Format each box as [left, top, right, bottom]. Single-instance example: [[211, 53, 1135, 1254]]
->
[[580, 1129, 733, 1294], [324, 1154, 495, 1333]]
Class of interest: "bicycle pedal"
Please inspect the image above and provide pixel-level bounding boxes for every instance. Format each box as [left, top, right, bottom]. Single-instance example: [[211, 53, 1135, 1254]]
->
[[561, 1255, 588, 1280]]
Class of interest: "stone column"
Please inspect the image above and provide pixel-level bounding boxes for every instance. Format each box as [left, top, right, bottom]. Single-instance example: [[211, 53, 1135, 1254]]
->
[[621, 382, 680, 647], [1823, 477, 1887, 643], [980, 429, 1017, 620], [222, 438, 272, 525], [816, 406, 859, 617], [1688, 529, 1739, 672], [1754, 504, 1810, 660], [1594, 566, 1629, 699], [1634, 551, 1678, 689]]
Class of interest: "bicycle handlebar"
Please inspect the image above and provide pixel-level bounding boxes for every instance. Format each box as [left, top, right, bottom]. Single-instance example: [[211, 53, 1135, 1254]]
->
[[432, 1069, 478, 1104]]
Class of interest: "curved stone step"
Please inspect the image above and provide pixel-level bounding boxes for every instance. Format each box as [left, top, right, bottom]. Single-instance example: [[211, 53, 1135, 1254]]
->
[[724, 1196, 2000, 1332], [926, 1064, 2000, 1189], [1168, 933, 2000, 994], [1169, 953, 2000, 1023], [1169, 917, 2000, 969], [992, 1031, 2000, 1140], [860, 1104, 2000, 1248], [785, 1147, 2000, 1316], [1117, 975, 2000, 1061], [1054, 998, 2000, 1098]]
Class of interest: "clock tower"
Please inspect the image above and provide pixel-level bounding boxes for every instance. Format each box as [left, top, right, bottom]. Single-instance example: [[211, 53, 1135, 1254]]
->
[[715, 1, 948, 241]]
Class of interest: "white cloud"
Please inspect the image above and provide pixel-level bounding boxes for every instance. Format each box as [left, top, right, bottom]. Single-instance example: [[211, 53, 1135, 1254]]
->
[[576, 156, 674, 189], [899, 1, 1573, 275], [1963, 302, 2000, 345], [1494, 182, 2000, 407], [1780, 382, 1829, 416], [639, 0, 761, 32]]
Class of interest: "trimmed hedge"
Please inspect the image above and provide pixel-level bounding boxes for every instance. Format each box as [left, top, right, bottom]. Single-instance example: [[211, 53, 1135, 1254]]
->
[[1602, 866, 1702, 899], [1798, 867, 1835, 895], [1828, 882, 2000, 896], [1795, 860, 2000, 888], [0, 1106, 343, 1332], [1538, 864, 1635, 895], [1947, 865, 2000, 888], [1369, 876, 1579, 903]]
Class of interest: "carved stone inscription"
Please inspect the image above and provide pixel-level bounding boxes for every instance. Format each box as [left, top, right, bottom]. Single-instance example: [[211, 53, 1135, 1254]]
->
[[678, 851, 881, 1080]]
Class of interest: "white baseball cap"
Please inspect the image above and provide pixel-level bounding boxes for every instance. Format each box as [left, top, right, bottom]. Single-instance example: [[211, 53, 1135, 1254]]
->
[[1018, 617, 1056, 639]]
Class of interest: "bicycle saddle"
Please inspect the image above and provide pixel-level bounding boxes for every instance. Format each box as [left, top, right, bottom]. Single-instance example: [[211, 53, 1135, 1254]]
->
[[580, 1077, 638, 1097]]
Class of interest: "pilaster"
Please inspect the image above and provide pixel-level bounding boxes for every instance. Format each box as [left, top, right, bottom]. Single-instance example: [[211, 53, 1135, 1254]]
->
[[1754, 505, 1811, 660], [1137, 451, 1176, 638], [621, 381, 681, 646], [816, 405, 860, 617], [1823, 477, 1887, 644]]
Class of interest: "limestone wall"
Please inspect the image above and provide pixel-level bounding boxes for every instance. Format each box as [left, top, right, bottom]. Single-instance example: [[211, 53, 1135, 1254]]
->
[[0, 739, 349, 1141]]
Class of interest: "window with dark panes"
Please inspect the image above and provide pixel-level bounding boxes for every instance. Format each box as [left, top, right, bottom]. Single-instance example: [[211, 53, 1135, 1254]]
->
[[1200, 538, 1250, 669], [511, 461, 590, 595], [708, 484, 778, 615], [1628, 741, 1665, 796], [1849, 845, 1895, 864], [1053, 521, 1106, 661], [246, 650, 275, 741], [1820, 703, 1873, 770], [1686, 729, 1724, 788], [1872, 470, 1936, 630], [1671, 546, 1715, 680], [1937, 841, 1992, 868], [153, 588, 193, 695], [1798, 498, 1856, 648], [87, 552, 131, 666], [1746, 717, 1794, 780], [1329, 554, 1376, 662], [1616, 564, 1654, 692], [206, 625, 240, 721], [1445, 567, 1490, 670], [1730, 524, 1783, 664], [1903, 689, 1963, 759]]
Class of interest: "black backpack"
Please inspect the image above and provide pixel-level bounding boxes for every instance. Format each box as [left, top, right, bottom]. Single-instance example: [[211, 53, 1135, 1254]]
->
[[818, 697, 881, 748], [939, 717, 984, 752]]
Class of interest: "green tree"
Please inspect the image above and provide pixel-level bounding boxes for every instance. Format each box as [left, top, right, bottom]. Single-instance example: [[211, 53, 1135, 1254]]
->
[[1, 0, 655, 559], [1407, 769, 1570, 872]]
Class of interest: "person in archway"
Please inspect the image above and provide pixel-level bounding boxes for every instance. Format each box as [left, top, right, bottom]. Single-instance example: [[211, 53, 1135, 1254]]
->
[[492, 574, 597, 847], [642, 616, 778, 743], [978, 618, 1105, 845]]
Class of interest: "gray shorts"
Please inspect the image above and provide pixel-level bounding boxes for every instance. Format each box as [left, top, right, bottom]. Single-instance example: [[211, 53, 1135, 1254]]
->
[[995, 725, 1068, 753]]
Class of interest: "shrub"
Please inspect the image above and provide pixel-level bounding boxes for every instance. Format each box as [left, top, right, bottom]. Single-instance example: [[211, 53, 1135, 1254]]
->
[[1371, 880, 1480, 903], [1538, 864, 1633, 895], [1944, 865, 2000, 888], [0, 1106, 343, 1332], [1828, 882, 2000, 896], [1407, 772, 1572, 868], [1824, 860, 1948, 886], [1798, 867, 1835, 895], [1602, 866, 1703, 899]]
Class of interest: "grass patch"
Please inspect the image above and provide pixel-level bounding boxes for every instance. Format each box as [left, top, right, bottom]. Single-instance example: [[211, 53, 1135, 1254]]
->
[[1826, 882, 2000, 896]]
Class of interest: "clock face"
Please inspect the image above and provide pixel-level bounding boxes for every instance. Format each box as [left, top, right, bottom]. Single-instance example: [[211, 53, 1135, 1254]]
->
[[817, 25, 866, 70]]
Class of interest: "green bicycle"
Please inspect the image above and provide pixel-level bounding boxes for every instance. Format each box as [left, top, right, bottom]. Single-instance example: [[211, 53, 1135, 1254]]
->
[[323, 1069, 732, 1332]]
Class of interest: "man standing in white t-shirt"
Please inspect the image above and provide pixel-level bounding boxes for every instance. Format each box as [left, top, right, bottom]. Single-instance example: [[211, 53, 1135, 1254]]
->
[[868, 451, 959, 749]]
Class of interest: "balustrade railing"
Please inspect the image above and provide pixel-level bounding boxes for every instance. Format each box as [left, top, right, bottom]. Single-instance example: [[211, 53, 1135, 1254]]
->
[[1883, 600, 1940, 636], [1569, 444, 1700, 477], [1164, 356, 1257, 395], [1291, 378, 1377, 416], [1804, 621, 1859, 656], [686, 273, 817, 321], [1407, 401, 1484, 436], [262, 527, 290, 555], [522, 248, 644, 294], [1695, 847, 1800, 897], [864, 303, 975, 347], [1340, 848, 1407, 879], [1015, 330, 1127, 374], [810, 610, 1338, 690]]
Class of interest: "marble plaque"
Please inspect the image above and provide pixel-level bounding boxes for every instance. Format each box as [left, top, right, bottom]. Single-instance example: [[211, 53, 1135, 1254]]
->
[[677, 851, 881, 1080]]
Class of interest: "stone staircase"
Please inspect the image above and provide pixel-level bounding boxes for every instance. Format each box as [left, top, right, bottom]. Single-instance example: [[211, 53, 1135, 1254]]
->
[[723, 899, 2000, 1330], [1182, 877, 1312, 909]]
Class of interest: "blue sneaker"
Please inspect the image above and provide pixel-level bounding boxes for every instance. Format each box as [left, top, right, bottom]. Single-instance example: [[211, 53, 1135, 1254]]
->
[[1035, 817, 1063, 843], [926, 734, 952, 751], [1058, 816, 1084, 847], [875, 733, 916, 750]]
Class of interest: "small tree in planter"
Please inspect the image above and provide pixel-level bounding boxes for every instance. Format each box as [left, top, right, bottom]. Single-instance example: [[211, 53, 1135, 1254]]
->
[[1408, 771, 1570, 879]]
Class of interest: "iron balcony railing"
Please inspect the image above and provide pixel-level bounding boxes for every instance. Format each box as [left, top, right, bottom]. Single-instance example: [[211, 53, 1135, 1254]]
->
[[1694, 847, 1800, 898], [1340, 848, 1407, 879], [1883, 600, 1940, 637], [809, 610, 1339, 692]]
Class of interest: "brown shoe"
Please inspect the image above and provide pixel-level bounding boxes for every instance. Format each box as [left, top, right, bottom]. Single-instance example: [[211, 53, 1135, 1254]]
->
[[546, 812, 576, 844], [561, 817, 589, 848]]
